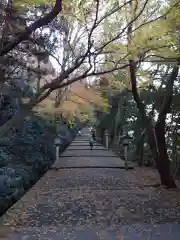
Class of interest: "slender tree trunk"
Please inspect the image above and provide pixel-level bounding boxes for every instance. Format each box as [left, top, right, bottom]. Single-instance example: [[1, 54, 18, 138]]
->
[[37, 58, 41, 93], [153, 66, 179, 188], [129, 59, 178, 188], [127, 2, 178, 187], [145, 124, 174, 187], [155, 121, 176, 187], [136, 134, 145, 166]]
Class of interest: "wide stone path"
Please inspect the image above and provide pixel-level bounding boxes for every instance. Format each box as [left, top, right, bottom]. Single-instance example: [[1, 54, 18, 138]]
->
[[53, 132, 126, 169], [0, 128, 180, 239]]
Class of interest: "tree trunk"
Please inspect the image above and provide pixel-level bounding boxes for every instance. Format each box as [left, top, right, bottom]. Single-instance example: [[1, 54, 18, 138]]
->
[[152, 66, 179, 188], [125, 0, 176, 187], [136, 134, 144, 166], [155, 122, 176, 188], [129, 57, 178, 188], [146, 123, 176, 188]]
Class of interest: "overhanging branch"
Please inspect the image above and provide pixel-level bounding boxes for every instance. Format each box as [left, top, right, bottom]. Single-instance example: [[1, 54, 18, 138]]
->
[[0, 0, 63, 56]]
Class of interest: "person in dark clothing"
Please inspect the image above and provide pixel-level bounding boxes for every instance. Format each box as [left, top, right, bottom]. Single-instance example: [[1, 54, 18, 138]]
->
[[89, 135, 95, 150], [91, 129, 96, 141]]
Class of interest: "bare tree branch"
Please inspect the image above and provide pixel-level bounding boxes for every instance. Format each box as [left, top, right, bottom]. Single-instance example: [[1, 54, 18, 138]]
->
[[0, 0, 62, 56]]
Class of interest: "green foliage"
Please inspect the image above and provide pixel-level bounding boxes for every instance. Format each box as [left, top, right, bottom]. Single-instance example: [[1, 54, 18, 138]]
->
[[14, 0, 53, 8]]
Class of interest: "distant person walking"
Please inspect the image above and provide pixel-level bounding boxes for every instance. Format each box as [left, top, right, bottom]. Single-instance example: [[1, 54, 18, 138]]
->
[[77, 130, 82, 136], [91, 129, 96, 141], [89, 135, 95, 150]]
